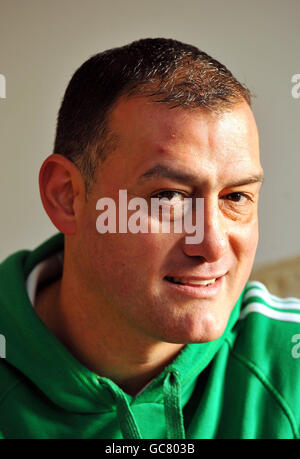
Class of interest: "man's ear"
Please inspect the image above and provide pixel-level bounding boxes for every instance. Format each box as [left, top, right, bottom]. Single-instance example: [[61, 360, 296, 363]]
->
[[39, 154, 86, 234]]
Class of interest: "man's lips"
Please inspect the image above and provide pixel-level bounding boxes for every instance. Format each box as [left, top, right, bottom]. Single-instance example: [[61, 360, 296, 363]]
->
[[164, 273, 227, 285], [163, 273, 227, 298]]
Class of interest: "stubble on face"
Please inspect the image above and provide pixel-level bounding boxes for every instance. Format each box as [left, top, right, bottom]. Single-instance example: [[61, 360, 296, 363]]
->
[[73, 96, 263, 346]]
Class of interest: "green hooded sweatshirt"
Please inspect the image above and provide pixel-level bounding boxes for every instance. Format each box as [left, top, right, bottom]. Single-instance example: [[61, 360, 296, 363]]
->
[[0, 233, 300, 439]]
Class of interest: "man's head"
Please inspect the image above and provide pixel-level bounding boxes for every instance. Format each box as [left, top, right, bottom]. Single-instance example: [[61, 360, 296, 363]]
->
[[53, 38, 252, 192], [40, 38, 263, 346]]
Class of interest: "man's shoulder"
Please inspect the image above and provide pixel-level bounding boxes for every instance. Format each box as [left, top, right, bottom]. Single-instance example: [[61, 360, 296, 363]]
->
[[0, 233, 64, 279], [229, 280, 300, 433], [235, 280, 300, 362], [239, 280, 300, 335]]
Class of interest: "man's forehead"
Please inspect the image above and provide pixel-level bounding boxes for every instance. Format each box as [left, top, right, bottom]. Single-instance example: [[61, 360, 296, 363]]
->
[[108, 95, 193, 140], [103, 96, 262, 188], [109, 95, 259, 146]]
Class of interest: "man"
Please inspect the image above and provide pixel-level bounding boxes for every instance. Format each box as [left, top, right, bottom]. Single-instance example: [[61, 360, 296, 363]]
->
[[0, 38, 299, 439]]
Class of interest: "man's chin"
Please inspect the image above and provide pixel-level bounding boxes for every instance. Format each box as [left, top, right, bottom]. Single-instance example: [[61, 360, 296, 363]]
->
[[157, 312, 231, 345]]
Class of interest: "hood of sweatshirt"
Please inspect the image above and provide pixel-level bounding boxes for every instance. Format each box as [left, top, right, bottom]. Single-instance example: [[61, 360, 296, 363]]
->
[[0, 233, 243, 439]]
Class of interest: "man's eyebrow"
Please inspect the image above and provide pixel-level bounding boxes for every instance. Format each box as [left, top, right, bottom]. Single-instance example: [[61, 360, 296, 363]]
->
[[138, 164, 198, 184], [138, 164, 264, 187], [225, 174, 265, 187]]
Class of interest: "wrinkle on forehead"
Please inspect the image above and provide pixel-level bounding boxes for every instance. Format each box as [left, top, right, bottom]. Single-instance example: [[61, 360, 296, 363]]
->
[[102, 97, 261, 190]]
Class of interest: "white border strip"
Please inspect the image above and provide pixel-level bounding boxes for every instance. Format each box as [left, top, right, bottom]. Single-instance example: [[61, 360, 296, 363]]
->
[[243, 288, 300, 311], [245, 281, 300, 303], [239, 302, 300, 323]]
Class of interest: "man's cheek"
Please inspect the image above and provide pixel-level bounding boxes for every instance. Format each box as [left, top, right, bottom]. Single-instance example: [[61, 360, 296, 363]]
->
[[121, 232, 172, 260], [245, 222, 259, 257], [235, 217, 259, 256], [236, 226, 259, 284]]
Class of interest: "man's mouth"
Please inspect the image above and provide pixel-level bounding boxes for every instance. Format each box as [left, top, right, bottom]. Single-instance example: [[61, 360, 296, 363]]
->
[[164, 274, 226, 298], [165, 276, 217, 287]]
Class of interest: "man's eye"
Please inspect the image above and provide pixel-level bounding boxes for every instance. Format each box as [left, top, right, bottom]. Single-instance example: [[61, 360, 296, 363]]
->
[[152, 190, 186, 202], [223, 192, 251, 203]]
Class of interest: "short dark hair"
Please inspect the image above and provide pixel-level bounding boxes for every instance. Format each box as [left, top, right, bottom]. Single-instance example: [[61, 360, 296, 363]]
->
[[53, 38, 252, 192]]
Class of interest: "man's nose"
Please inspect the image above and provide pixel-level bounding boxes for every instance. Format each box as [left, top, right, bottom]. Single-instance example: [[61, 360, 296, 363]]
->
[[182, 198, 228, 262]]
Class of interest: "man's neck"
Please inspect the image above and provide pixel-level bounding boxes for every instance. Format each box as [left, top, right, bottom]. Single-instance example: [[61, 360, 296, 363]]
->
[[35, 277, 184, 396]]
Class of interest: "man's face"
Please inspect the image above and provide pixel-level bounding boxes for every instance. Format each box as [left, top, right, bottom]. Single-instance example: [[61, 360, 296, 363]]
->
[[77, 97, 263, 345]]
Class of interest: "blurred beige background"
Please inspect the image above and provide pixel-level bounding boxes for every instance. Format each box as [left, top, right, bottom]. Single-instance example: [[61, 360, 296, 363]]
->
[[0, 0, 300, 293]]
